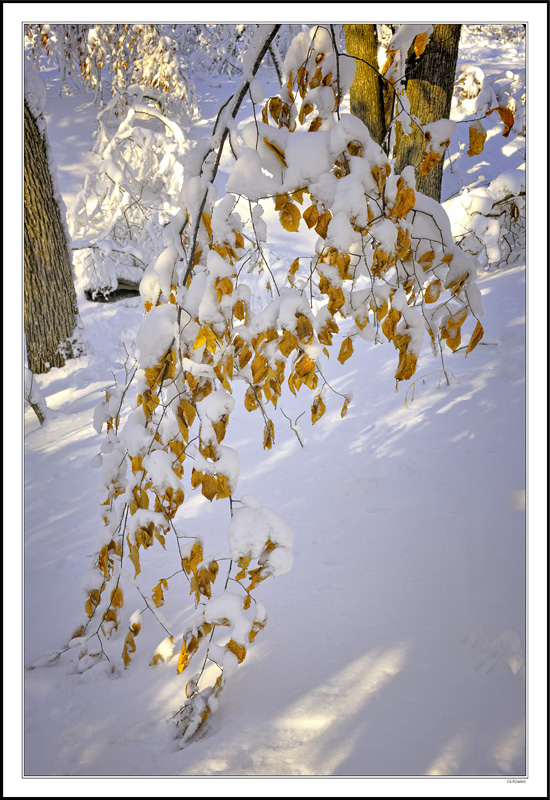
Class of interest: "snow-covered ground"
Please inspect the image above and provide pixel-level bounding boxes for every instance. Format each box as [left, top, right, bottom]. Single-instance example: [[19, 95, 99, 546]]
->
[[7, 13, 548, 796]]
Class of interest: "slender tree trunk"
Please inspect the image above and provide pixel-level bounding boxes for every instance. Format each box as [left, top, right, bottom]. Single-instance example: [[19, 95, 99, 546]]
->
[[345, 25, 388, 149], [393, 24, 462, 200], [24, 100, 81, 374]]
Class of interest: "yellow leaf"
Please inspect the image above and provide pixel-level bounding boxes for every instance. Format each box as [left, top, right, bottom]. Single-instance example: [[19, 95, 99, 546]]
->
[[337, 337, 354, 365], [341, 396, 350, 418], [278, 329, 297, 357], [327, 286, 345, 316], [201, 473, 218, 502], [152, 579, 168, 608], [292, 188, 305, 204], [182, 541, 203, 575], [280, 202, 301, 232], [251, 354, 269, 384], [419, 150, 442, 177], [424, 279, 442, 304], [176, 640, 190, 674], [382, 308, 401, 341], [244, 386, 260, 412], [466, 320, 484, 355], [294, 353, 316, 377], [263, 420, 275, 450], [311, 394, 326, 424], [302, 204, 319, 229], [315, 210, 332, 239], [467, 121, 487, 156], [226, 639, 247, 663], [216, 474, 232, 500], [486, 106, 515, 138], [201, 212, 213, 242], [418, 249, 435, 264], [111, 587, 124, 610], [264, 137, 287, 167], [390, 176, 415, 220], [268, 96, 282, 124], [233, 299, 247, 322], [395, 350, 417, 382], [296, 314, 314, 344]]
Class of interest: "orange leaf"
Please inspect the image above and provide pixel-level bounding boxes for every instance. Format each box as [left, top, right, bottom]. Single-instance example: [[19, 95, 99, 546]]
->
[[486, 106, 514, 138]]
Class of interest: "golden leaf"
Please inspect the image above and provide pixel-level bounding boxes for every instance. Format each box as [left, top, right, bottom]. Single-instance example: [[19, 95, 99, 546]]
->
[[226, 639, 247, 664], [327, 286, 345, 316], [424, 279, 442, 304], [466, 320, 484, 355], [264, 137, 287, 167], [341, 396, 350, 418], [486, 106, 515, 138], [233, 299, 247, 322], [318, 317, 339, 345], [278, 329, 296, 358], [111, 587, 124, 610], [302, 204, 319, 229], [180, 397, 197, 428], [296, 314, 314, 344], [382, 308, 401, 341], [390, 176, 415, 220], [308, 116, 323, 132], [280, 202, 301, 232], [337, 337, 354, 365], [251, 354, 269, 385], [249, 619, 266, 643], [292, 188, 305, 204], [395, 351, 417, 382], [201, 212, 213, 242], [176, 640, 190, 674], [311, 394, 326, 424], [182, 541, 203, 575], [372, 163, 391, 193], [289, 257, 300, 277], [152, 578, 168, 608], [263, 420, 275, 450], [216, 473, 232, 500], [419, 150, 442, 177], [467, 121, 487, 156], [315, 210, 332, 239], [294, 353, 316, 377], [201, 474, 218, 502], [244, 386, 260, 412], [376, 301, 389, 322], [268, 96, 282, 124]]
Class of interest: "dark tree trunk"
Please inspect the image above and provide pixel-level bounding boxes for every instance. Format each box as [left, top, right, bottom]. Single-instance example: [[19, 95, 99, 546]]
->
[[345, 24, 388, 149], [24, 99, 81, 374], [345, 24, 461, 201], [393, 24, 462, 201]]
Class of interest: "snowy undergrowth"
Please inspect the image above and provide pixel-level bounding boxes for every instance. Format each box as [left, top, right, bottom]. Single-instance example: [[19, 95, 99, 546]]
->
[[23, 25, 528, 779]]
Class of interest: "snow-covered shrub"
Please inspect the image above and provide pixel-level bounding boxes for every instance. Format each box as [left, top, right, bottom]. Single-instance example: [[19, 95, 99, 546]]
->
[[59, 24, 487, 745], [70, 88, 188, 299], [444, 168, 525, 268], [25, 23, 196, 123]]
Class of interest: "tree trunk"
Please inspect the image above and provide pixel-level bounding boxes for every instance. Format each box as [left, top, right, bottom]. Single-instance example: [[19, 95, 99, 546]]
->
[[24, 100, 81, 374], [393, 24, 462, 201], [345, 25, 389, 149]]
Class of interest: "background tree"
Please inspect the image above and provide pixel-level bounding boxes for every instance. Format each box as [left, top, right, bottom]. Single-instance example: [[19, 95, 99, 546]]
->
[[345, 24, 461, 201], [24, 97, 82, 374]]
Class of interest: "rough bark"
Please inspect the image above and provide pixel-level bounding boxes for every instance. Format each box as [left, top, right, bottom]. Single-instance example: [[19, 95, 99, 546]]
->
[[24, 100, 80, 374], [345, 25, 388, 149], [393, 25, 462, 201]]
